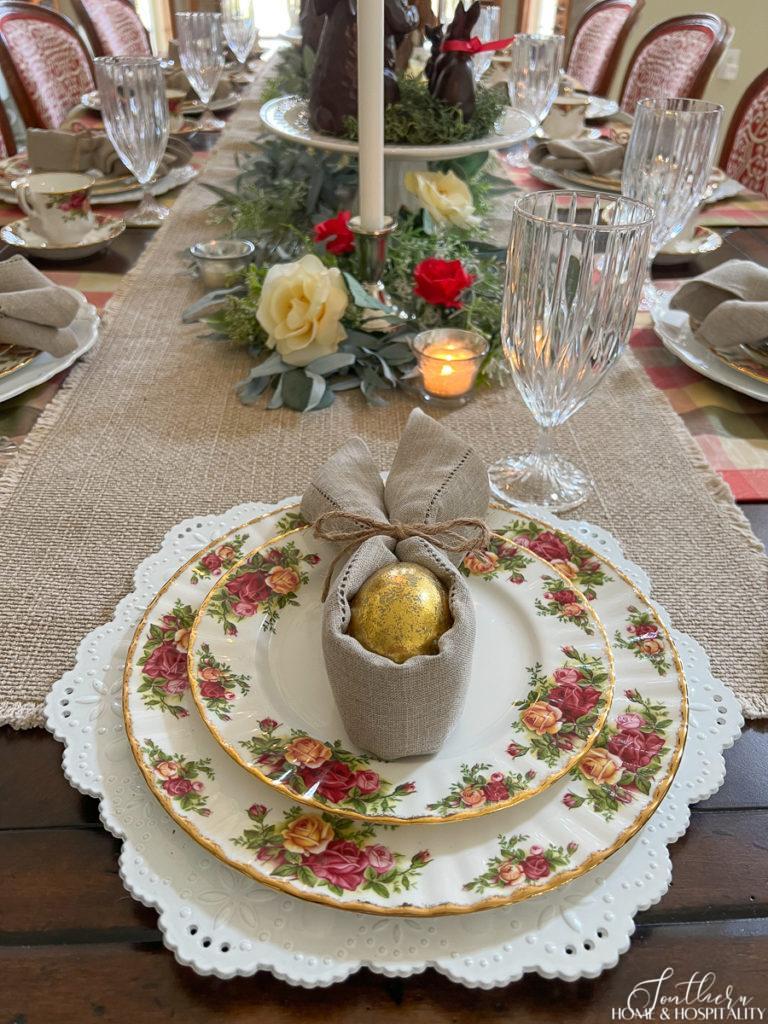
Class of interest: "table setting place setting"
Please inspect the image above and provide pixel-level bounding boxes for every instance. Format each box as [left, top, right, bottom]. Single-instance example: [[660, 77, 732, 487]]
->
[[1, 0, 767, 999]]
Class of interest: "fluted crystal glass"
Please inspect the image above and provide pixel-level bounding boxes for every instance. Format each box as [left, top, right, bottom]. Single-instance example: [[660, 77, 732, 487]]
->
[[622, 98, 723, 311], [176, 11, 226, 131], [222, 0, 257, 67], [472, 4, 500, 81], [489, 190, 653, 512], [94, 57, 170, 228], [506, 33, 564, 122]]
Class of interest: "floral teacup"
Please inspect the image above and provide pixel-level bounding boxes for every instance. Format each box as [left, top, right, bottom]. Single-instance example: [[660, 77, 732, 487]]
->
[[542, 96, 589, 140], [14, 172, 95, 245]]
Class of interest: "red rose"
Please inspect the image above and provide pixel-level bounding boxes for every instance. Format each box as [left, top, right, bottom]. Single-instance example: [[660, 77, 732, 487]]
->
[[396, 780, 417, 794], [563, 793, 580, 808], [199, 679, 227, 700], [521, 853, 550, 880], [546, 589, 580, 605], [201, 552, 222, 573], [304, 839, 368, 891], [507, 742, 524, 758], [412, 849, 431, 865], [607, 729, 664, 769], [264, 548, 284, 564], [226, 570, 271, 605], [259, 718, 279, 732], [162, 777, 193, 797], [305, 553, 321, 565], [632, 622, 658, 638], [143, 641, 187, 682], [248, 803, 267, 820], [516, 530, 570, 563], [314, 210, 355, 255], [352, 769, 380, 795], [483, 780, 510, 803], [548, 682, 601, 722], [412, 257, 475, 309], [300, 759, 356, 804]]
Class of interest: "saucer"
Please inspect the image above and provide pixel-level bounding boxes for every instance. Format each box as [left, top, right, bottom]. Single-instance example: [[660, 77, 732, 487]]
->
[[535, 127, 602, 142], [0, 213, 126, 260], [654, 226, 722, 266]]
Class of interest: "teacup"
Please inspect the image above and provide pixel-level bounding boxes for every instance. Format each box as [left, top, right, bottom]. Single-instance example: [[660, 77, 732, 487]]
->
[[14, 172, 95, 245], [542, 96, 589, 140], [166, 88, 186, 132]]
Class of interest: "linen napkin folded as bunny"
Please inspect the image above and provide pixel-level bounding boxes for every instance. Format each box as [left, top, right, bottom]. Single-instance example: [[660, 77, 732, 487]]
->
[[0, 256, 80, 356], [301, 408, 490, 761], [530, 137, 624, 176], [26, 129, 183, 178], [670, 259, 768, 352]]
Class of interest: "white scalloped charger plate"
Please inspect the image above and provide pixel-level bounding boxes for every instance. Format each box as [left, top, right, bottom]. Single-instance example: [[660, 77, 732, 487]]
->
[[46, 498, 741, 984], [187, 524, 615, 824], [123, 506, 685, 916]]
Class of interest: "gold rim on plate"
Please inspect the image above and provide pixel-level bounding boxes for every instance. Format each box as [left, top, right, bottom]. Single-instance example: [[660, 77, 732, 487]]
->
[[187, 523, 616, 825], [123, 503, 688, 917], [0, 341, 37, 379]]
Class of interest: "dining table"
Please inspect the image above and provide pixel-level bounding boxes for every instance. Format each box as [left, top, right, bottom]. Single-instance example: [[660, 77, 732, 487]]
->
[[1, 63, 767, 1021]]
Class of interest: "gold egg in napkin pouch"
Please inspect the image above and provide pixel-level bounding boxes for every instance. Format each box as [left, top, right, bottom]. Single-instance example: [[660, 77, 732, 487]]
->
[[301, 408, 489, 761]]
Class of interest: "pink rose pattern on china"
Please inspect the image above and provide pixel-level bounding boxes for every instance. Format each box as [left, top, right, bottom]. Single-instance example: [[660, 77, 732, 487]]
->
[[464, 833, 578, 894], [511, 648, 611, 769], [563, 690, 674, 819], [190, 533, 250, 585], [194, 641, 251, 720], [614, 605, 672, 675], [232, 805, 431, 897], [141, 739, 214, 816], [240, 718, 416, 816], [499, 522, 611, 601], [427, 762, 535, 816], [460, 534, 532, 584], [205, 539, 318, 635], [137, 600, 197, 717]]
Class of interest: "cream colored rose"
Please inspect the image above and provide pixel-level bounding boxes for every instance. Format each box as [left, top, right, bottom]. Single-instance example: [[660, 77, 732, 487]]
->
[[256, 254, 348, 367], [404, 170, 479, 231]]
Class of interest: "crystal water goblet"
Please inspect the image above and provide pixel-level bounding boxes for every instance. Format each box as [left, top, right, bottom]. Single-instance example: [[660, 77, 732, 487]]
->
[[472, 4, 501, 82], [222, 0, 258, 68], [176, 11, 226, 132], [621, 97, 723, 312], [94, 56, 170, 228], [489, 190, 653, 512], [505, 33, 564, 166]]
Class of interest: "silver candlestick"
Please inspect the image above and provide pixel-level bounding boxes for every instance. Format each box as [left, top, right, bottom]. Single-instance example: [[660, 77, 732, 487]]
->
[[348, 215, 397, 306]]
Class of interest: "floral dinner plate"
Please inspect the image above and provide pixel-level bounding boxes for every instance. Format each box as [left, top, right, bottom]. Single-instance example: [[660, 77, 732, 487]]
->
[[124, 503, 687, 916], [188, 526, 615, 824]]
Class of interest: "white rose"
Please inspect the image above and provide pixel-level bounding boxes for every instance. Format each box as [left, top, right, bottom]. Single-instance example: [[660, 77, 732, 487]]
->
[[256, 253, 348, 367], [404, 170, 479, 231]]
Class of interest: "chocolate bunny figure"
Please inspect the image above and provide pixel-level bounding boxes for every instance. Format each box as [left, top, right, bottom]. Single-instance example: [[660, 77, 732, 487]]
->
[[384, 0, 419, 105], [428, 1, 481, 121], [423, 22, 444, 88], [300, 0, 326, 53]]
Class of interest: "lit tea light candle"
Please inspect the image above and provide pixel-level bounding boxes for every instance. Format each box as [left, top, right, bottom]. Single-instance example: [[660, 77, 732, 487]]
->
[[413, 328, 489, 405]]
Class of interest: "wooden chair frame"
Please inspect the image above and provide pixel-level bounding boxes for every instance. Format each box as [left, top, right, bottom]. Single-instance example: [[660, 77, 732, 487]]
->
[[71, 0, 152, 59], [0, 97, 16, 155], [720, 65, 768, 173], [619, 13, 732, 111], [566, 0, 645, 98], [0, 1, 94, 129]]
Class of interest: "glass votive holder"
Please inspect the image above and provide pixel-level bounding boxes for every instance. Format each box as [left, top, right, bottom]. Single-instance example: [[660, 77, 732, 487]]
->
[[190, 239, 255, 289], [412, 328, 489, 407]]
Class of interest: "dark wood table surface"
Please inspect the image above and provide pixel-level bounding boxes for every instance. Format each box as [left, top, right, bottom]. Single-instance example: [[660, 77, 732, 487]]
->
[[2, 200, 767, 1022]]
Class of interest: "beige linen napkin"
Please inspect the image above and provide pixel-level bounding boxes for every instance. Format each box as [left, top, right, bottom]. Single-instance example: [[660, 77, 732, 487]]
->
[[300, 408, 490, 761], [0, 256, 80, 356], [27, 130, 181, 177], [669, 260, 768, 352], [530, 137, 624, 176]]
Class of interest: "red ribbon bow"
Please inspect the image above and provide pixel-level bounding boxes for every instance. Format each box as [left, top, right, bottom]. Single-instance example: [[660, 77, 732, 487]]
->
[[441, 35, 516, 54]]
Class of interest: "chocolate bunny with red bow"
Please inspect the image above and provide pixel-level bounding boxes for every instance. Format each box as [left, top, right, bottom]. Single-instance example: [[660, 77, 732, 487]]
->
[[428, 0, 480, 121]]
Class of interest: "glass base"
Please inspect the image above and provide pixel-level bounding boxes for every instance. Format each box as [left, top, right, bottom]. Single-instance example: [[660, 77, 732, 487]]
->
[[489, 452, 593, 513], [417, 385, 471, 408], [126, 191, 170, 228], [638, 277, 663, 315]]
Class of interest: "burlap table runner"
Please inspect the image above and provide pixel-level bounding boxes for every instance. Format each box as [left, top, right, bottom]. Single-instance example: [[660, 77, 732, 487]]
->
[[0, 63, 766, 728]]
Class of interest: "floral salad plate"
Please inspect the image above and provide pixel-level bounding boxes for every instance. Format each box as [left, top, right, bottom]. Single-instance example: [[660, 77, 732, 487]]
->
[[187, 526, 615, 824], [124, 504, 687, 917]]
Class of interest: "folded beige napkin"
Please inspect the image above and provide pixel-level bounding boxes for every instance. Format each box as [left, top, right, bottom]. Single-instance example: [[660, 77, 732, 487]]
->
[[27, 130, 179, 177], [301, 408, 490, 761], [0, 256, 80, 356], [670, 260, 768, 353], [530, 137, 624, 176]]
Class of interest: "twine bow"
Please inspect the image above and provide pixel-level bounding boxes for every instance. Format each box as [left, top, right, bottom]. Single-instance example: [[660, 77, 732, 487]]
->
[[312, 510, 492, 600], [441, 35, 516, 54]]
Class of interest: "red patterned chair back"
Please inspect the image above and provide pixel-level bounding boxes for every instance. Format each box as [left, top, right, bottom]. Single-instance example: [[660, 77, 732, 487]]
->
[[720, 67, 768, 197], [619, 13, 731, 116], [566, 0, 644, 97], [72, 0, 152, 59], [0, 2, 95, 129]]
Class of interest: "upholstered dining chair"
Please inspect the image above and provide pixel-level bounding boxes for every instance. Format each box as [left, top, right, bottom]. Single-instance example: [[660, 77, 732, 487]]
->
[[0, 1, 95, 129], [72, 0, 152, 59], [619, 13, 732, 116], [720, 67, 768, 197], [0, 99, 17, 156], [565, 0, 644, 97]]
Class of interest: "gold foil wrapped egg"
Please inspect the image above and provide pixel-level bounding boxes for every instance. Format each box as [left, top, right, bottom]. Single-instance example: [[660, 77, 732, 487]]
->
[[348, 562, 452, 664]]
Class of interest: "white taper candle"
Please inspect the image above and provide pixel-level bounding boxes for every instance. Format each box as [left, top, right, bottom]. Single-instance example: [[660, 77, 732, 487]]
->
[[357, 0, 386, 231]]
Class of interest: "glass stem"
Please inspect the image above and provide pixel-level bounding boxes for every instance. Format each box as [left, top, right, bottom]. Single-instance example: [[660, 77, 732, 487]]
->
[[534, 423, 554, 465]]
